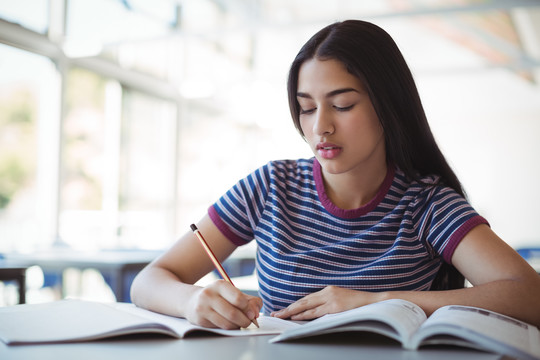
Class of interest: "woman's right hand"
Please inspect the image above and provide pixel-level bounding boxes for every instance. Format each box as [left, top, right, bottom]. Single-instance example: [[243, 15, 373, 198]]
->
[[130, 215, 262, 329], [185, 280, 262, 330]]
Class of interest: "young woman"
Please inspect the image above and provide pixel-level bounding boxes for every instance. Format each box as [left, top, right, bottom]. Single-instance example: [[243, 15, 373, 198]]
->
[[130, 20, 540, 330]]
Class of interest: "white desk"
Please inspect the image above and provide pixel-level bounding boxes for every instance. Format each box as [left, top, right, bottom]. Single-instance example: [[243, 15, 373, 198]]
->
[[2, 250, 162, 302], [1, 247, 258, 302], [0, 333, 507, 360]]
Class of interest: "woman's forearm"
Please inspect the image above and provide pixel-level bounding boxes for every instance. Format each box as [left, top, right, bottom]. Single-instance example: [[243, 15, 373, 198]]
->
[[383, 277, 540, 327], [272, 276, 540, 328], [130, 265, 202, 318]]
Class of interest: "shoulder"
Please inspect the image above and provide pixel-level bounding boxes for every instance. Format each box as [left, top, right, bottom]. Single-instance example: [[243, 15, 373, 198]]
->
[[393, 170, 488, 262], [233, 158, 315, 194], [262, 158, 315, 183], [397, 169, 463, 206], [395, 168, 479, 224], [265, 158, 314, 174]]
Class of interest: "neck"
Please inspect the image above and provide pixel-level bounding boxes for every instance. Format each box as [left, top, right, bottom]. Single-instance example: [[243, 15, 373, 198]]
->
[[322, 161, 388, 210]]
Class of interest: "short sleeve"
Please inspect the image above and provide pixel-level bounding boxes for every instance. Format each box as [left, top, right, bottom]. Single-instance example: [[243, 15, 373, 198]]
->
[[412, 186, 488, 264], [209, 162, 271, 246]]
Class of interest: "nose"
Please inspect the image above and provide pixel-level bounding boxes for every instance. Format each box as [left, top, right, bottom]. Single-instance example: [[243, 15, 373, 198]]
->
[[312, 107, 335, 136]]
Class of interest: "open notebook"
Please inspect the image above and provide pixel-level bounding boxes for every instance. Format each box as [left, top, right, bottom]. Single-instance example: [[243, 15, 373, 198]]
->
[[0, 299, 299, 344]]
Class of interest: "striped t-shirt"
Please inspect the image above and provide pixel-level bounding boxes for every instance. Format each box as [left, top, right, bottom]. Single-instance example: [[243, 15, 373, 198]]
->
[[209, 158, 487, 314]]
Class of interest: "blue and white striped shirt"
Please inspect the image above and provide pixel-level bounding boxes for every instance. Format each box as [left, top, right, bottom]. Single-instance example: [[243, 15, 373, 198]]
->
[[209, 158, 487, 313]]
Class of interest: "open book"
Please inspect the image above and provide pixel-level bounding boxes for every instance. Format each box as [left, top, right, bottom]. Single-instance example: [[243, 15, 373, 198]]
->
[[0, 299, 299, 344], [270, 299, 540, 360], [1, 298, 538, 359]]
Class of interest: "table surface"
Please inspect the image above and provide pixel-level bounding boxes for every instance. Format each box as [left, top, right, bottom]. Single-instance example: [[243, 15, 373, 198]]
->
[[1, 247, 254, 268], [1, 249, 259, 302], [1, 250, 163, 269], [0, 333, 507, 360]]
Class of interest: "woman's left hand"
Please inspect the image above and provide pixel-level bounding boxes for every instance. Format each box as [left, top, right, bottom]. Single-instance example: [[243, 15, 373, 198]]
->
[[270, 286, 382, 320]]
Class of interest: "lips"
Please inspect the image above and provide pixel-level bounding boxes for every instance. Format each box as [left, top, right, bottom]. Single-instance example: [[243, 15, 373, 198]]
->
[[316, 142, 342, 159], [316, 142, 339, 150]]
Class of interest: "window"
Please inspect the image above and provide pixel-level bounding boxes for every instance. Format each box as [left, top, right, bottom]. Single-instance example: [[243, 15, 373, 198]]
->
[[59, 69, 178, 250], [118, 90, 177, 249], [1, 1, 181, 252], [59, 68, 111, 249], [0, 45, 59, 252]]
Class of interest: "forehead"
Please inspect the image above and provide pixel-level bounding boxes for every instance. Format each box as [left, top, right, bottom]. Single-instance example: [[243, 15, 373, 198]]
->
[[297, 58, 365, 93]]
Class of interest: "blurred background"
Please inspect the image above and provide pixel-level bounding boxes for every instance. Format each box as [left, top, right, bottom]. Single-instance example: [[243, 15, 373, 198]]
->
[[1, 0, 539, 305]]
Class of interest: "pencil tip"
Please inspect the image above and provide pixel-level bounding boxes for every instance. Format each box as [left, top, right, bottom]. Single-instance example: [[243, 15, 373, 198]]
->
[[190, 224, 197, 232], [252, 317, 260, 328]]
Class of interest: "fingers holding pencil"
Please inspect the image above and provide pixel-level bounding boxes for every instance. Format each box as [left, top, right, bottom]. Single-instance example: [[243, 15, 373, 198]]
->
[[188, 279, 261, 330], [190, 224, 262, 329], [246, 296, 263, 327], [220, 283, 262, 328]]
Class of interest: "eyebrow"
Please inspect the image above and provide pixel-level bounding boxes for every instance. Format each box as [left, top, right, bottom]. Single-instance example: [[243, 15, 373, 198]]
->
[[296, 88, 359, 99]]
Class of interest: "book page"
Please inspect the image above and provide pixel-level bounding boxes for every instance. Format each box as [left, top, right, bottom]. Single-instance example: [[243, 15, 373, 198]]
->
[[0, 300, 178, 344], [410, 305, 540, 359], [114, 303, 300, 337], [0, 300, 298, 345], [270, 299, 427, 343]]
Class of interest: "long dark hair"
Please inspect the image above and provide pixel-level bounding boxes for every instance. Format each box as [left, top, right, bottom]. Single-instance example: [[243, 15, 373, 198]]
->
[[287, 20, 465, 290]]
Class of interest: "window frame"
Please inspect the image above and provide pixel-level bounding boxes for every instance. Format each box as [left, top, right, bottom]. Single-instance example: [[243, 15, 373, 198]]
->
[[0, 16, 181, 249]]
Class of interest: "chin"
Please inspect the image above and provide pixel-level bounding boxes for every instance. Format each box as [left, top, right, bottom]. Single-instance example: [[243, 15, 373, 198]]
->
[[318, 160, 348, 175]]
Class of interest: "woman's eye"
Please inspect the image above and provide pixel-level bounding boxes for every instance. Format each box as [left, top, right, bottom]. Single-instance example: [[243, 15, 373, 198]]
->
[[334, 104, 354, 112], [300, 107, 316, 115]]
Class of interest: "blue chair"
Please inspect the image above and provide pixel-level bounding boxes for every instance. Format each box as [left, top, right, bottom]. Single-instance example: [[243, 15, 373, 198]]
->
[[516, 248, 540, 260], [516, 248, 540, 274]]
